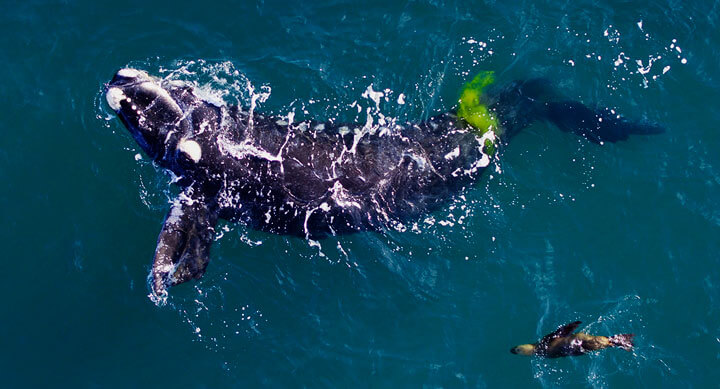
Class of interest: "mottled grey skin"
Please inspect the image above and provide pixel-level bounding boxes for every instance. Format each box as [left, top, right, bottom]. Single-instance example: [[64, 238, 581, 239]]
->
[[105, 68, 661, 298]]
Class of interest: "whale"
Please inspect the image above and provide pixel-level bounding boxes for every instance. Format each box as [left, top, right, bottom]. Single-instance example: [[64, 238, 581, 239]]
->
[[104, 68, 661, 298]]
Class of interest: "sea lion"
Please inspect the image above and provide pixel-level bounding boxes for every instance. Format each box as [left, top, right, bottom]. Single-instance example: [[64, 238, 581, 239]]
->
[[104, 68, 661, 298], [510, 321, 635, 358]]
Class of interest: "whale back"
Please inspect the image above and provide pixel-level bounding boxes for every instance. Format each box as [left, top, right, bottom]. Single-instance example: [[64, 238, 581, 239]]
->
[[207, 111, 488, 237]]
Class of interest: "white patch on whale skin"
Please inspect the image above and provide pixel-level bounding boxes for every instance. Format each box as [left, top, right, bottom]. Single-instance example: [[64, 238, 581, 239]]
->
[[155, 263, 176, 274], [451, 130, 498, 177], [138, 81, 184, 116], [470, 130, 496, 173], [217, 136, 285, 164], [117, 68, 147, 79], [329, 181, 361, 209], [178, 139, 202, 163], [444, 146, 461, 160], [402, 152, 428, 171], [106, 88, 127, 110]]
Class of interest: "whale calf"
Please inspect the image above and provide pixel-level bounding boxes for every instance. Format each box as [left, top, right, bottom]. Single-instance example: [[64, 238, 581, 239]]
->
[[104, 68, 661, 298]]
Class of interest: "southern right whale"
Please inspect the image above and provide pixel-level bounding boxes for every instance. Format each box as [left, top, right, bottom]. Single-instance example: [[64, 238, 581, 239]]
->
[[104, 68, 662, 298]]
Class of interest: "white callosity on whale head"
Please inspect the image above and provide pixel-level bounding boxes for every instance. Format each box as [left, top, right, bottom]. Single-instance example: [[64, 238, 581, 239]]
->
[[106, 69, 182, 121], [138, 81, 184, 117], [178, 139, 202, 163], [116, 68, 149, 79], [106, 87, 127, 111]]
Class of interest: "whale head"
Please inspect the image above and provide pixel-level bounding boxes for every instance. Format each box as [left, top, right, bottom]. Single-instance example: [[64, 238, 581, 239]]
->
[[105, 69, 188, 161], [105, 67, 222, 174]]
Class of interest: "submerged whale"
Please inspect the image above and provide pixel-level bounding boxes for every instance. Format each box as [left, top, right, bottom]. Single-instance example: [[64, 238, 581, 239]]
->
[[104, 68, 661, 297]]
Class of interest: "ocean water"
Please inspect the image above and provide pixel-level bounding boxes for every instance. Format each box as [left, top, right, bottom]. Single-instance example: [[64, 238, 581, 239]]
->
[[1, 0, 719, 387]]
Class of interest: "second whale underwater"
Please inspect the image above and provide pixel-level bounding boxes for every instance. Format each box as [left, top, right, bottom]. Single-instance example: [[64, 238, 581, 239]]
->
[[104, 68, 662, 297]]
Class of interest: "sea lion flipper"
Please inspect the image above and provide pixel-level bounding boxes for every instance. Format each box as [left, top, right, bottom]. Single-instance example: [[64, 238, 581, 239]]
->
[[150, 192, 218, 298], [539, 321, 582, 345], [608, 333, 635, 351]]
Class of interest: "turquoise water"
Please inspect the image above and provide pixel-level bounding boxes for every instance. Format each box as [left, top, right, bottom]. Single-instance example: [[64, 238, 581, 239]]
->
[[2, 0, 719, 387]]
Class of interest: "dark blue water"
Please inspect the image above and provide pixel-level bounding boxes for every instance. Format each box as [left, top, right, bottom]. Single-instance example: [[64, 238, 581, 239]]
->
[[2, 0, 719, 387]]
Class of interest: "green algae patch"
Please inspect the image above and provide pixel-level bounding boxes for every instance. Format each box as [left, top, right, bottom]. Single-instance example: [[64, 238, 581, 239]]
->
[[483, 138, 496, 156], [457, 71, 500, 136]]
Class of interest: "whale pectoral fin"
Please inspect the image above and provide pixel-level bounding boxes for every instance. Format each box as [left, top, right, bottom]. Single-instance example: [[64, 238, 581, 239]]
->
[[169, 222, 213, 287], [150, 194, 218, 298]]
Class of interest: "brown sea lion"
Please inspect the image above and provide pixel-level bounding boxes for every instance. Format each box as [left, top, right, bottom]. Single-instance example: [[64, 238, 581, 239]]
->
[[510, 321, 634, 358]]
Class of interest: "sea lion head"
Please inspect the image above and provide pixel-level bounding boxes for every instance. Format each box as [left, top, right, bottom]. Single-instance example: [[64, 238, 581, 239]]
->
[[106, 68, 218, 172], [510, 343, 536, 356]]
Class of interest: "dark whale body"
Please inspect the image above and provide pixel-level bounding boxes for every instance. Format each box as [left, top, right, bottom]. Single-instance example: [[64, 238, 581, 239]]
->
[[197, 107, 487, 238], [104, 68, 661, 298]]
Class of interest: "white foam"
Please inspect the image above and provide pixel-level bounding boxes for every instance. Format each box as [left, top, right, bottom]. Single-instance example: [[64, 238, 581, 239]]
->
[[362, 84, 384, 110], [218, 137, 282, 163], [444, 146, 461, 160], [192, 86, 226, 108], [165, 203, 184, 226], [328, 181, 361, 209]]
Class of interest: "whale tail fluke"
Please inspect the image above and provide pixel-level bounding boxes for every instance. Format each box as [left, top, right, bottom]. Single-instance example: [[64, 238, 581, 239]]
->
[[608, 333, 635, 351], [545, 101, 664, 144], [488, 77, 664, 143]]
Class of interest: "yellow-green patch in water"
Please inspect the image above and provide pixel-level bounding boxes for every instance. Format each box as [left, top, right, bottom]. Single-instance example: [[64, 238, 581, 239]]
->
[[457, 71, 500, 138], [483, 138, 496, 156]]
